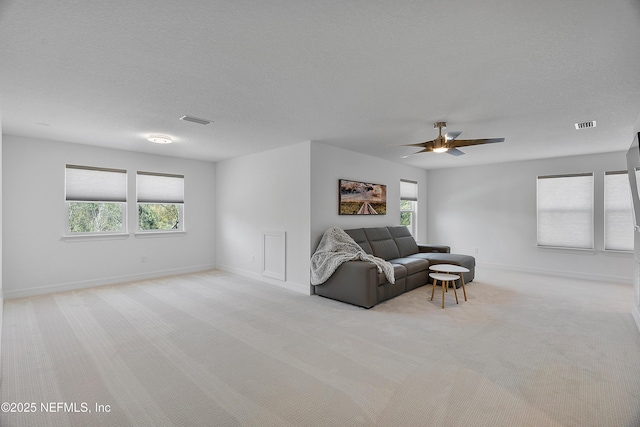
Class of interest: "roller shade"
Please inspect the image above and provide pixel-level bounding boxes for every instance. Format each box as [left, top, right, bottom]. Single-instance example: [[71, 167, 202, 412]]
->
[[604, 171, 633, 251], [400, 179, 418, 201], [137, 171, 184, 203], [537, 173, 593, 249], [65, 165, 127, 202]]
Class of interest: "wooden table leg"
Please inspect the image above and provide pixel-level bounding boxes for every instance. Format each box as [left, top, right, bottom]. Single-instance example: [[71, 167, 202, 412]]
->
[[431, 277, 437, 301], [451, 280, 459, 304], [459, 273, 467, 301]]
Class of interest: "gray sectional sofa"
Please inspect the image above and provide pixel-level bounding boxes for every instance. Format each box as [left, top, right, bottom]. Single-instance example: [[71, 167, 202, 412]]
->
[[313, 226, 475, 308]]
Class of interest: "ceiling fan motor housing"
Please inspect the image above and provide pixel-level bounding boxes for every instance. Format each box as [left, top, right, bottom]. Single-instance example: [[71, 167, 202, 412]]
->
[[432, 122, 448, 151]]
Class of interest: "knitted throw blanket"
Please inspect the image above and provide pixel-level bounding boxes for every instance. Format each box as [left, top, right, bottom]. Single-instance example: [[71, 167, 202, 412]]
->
[[310, 227, 395, 286]]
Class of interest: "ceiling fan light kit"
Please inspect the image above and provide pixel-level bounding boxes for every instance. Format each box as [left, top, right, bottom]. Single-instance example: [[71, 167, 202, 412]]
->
[[147, 134, 173, 144], [401, 122, 505, 157]]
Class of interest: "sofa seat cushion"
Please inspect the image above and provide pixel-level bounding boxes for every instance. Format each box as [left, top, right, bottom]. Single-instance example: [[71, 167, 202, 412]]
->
[[377, 263, 407, 286], [389, 257, 430, 276], [409, 252, 475, 271]]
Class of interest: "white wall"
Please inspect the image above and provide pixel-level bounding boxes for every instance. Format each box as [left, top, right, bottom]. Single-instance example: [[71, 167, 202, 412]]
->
[[427, 151, 633, 283], [2, 135, 216, 298], [216, 141, 427, 293], [215, 142, 311, 292], [310, 142, 429, 251]]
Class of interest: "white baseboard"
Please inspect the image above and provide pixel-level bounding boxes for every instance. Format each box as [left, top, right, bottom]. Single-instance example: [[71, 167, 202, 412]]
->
[[633, 304, 640, 334], [479, 262, 634, 285], [3, 264, 217, 299], [216, 264, 309, 295]]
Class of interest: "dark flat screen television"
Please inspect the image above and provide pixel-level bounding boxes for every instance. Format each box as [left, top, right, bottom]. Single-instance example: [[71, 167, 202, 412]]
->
[[625, 132, 640, 231]]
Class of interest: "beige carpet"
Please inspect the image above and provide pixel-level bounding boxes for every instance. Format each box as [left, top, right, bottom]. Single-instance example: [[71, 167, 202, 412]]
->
[[1, 268, 640, 426]]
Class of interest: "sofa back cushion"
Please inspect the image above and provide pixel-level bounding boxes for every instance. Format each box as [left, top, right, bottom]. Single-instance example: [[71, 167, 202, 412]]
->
[[387, 226, 419, 257], [363, 227, 401, 260], [344, 228, 374, 254]]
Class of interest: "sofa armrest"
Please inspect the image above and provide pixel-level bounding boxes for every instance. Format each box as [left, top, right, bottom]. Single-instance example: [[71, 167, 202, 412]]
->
[[313, 261, 379, 308], [417, 244, 450, 254]]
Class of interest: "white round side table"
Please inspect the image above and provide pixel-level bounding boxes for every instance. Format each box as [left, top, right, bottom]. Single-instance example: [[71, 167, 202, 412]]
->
[[428, 272, 460, 308], [429, 264, 469, 303]]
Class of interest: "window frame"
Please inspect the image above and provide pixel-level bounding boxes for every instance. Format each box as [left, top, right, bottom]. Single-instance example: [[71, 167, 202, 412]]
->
[[64, 164, 128, 236], [604, 170, 634, 252], [136, 171, 185, 233], [400, 179, 418, 238], [536, 173, 594, 250]]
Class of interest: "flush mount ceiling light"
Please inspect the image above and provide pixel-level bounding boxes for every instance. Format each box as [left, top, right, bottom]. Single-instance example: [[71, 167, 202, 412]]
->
[[147, 134, 173, 144]]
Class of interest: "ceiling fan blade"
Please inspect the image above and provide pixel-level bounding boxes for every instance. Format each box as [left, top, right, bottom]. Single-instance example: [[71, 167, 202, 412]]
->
[[445, 131, 462, 141], [414, 147, 433, 154], [446, 148, 465, 156], [401, 139, 435, 148], [400, 122, 504, 157], [449, 137, 505, 148]]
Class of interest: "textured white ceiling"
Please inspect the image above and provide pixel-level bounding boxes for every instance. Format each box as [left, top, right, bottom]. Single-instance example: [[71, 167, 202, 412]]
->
[[1, 0, 640, 169]]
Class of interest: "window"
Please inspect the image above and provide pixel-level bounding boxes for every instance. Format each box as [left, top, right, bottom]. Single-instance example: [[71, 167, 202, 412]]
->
[[400, 179, 418, 237], [65, 165, 127, 234], [537, 173, 594, 249], [137, 171, 184, 232], [604, 171, 633, 251]]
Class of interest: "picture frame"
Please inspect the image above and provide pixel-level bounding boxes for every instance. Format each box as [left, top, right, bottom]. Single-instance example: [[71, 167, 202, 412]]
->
[[339, 179, 387, 215]]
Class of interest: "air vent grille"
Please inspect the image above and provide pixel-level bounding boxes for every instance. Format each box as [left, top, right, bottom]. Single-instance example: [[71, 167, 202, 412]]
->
[[575, 120, 596, 130], [180, 115, 212, 125]]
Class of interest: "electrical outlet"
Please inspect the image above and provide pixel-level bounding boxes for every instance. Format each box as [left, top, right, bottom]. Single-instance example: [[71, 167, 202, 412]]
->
[[474, 248, 479, 254], [141, 256, 147, 263]]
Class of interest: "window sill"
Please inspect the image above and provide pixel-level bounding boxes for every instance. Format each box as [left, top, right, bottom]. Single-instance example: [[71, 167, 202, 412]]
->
[[537, 246, 635, 256], [61, 231, 187, 241], [134, 231, 187, 238], [603, 249, 634, 256], [62, 233, 130, 242], [536, 245, 596, 255]]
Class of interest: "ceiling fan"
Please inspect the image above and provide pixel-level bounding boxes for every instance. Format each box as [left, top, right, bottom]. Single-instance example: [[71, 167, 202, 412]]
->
[[403, 122, 505, 156]]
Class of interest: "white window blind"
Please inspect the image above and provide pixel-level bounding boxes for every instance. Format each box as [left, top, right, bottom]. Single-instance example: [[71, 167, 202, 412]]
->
[[604, 171, 634, 251], [65, 165, 127, 202], [537, 173, 594, 249], [400, 179, 418, 201], [137, 172, 184, 203]]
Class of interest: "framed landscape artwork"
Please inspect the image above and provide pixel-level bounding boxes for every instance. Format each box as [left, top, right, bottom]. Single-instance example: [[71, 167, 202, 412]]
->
[[339, 179, 387, 215]]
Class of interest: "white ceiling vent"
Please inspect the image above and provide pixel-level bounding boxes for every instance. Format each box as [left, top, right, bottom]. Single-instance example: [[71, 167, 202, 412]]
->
[[180, 115, 212, 125], [575, 120, 596, 130]]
